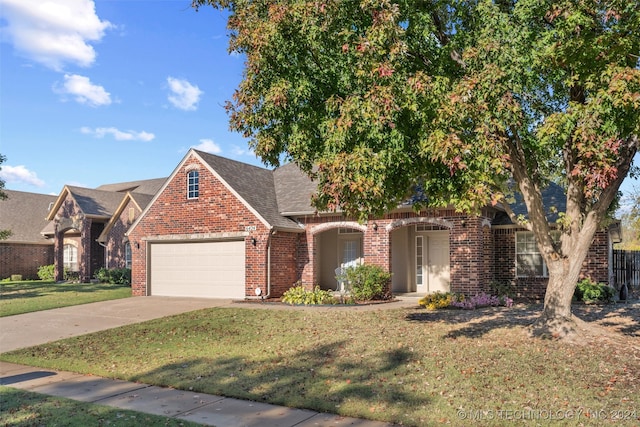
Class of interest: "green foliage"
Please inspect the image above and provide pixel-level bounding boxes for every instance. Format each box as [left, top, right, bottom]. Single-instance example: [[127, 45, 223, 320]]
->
[[194, 0, 640, 318], [0, 153, 8, 241], [418, 292, 459, 310], [343, 264, 390, 301], [282, 285, 337, 305], [10, 275, 22, 281], [94, 268, 110, 283], [488, 280, 516, 299], [37, 265, 56, 281], [574, 278, 615, 304], [94, 268, 131, 286]]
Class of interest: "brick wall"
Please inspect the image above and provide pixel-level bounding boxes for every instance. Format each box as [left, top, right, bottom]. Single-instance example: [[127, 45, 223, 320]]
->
[[295, 209, 494, 296], [128, 156, 298, 297], [105, 200, 140, 269], [493, 227, 611, 300], [0, 243, 54, 280]]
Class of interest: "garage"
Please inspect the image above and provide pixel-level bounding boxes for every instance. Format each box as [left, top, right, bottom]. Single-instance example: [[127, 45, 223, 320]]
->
[[149, 240, 245, 298]]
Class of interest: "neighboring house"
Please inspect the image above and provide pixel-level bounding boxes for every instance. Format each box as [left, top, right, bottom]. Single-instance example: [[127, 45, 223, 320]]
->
[[127, 149, 617, 300], [0, 190, 57, 280], [44, 179, 165, 282]]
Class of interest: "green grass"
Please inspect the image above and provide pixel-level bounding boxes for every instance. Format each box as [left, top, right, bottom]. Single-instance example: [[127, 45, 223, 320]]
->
[[0, 280, 132, 317], [0, 386, 204, 426], [1, 304, 638, 426]]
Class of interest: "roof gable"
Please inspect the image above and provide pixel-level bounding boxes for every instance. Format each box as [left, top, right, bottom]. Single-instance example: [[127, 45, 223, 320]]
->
[[194, 150, 302, 230], [97, 192, 155, 242]]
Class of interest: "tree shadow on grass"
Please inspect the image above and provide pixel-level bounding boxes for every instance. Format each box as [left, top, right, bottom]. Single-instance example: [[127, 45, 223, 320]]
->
[[131, 341, 427, 421], [404, 302, 640, 339], [0, 283, 129, 301]]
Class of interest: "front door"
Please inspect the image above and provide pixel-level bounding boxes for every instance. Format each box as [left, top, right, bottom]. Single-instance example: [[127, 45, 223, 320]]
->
[[416, 231, 450, 293]]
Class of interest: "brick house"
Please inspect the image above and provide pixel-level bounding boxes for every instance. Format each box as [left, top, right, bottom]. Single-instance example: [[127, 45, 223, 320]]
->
[[0, 190, 56, 280], [127, 149, 617, 300], [44, 179, 164, 282]]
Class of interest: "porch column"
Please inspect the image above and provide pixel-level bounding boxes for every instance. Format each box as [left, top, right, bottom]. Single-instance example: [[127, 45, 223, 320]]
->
[[53, 226, 64, 282], [79, 217, 92, 282], [363, 222, 391, 271]]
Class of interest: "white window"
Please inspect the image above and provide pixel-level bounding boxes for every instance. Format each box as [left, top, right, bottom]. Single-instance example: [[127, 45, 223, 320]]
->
[[125, 242, 132, 269], [187, 170, 199, 199], [516, 231, 559, 277], [63, 244, 78, 272]]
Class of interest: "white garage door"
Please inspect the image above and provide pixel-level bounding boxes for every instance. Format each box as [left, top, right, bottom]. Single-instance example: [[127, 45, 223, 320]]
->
[[149, 240, 245, 298]]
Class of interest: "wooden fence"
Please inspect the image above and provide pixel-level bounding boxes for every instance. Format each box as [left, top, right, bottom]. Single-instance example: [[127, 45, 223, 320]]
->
[[612, 250, 640, 296]]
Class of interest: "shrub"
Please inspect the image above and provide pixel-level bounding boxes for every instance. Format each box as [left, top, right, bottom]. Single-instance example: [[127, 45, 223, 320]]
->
[[10, 274, 22, 281], [574, 278, 615, 304], [343, 264, 391, 301], [37, 265, 55, 281], [110, 268, 131, 285], [451, 292, 514, 310], [282, 285, 337, 305], [488, 280, 516, 299], [94, 268, 131, 285], [94, 268, 110, 283], [419, 292, 460, 310]]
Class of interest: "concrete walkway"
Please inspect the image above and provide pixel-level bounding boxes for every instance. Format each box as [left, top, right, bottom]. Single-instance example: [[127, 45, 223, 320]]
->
[[1, 296, 416, 426], [0, 361, 392, 426]]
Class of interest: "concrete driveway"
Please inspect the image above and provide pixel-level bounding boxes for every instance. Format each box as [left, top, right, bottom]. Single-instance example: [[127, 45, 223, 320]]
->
[[0, 296, 234, 353]]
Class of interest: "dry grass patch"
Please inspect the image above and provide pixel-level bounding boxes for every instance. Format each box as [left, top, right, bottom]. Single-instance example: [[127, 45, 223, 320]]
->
[[1, 303, 638, 426]]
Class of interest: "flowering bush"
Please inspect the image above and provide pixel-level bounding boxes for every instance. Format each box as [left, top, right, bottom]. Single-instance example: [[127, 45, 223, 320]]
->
[[419, 291, 513, 310], [419, 292, 461, 310], [451, 292, 513, 310]]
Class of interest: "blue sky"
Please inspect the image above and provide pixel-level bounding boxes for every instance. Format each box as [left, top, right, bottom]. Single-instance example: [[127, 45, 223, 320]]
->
[[0, 0, 637, 209], [1, 0, 254, 195]]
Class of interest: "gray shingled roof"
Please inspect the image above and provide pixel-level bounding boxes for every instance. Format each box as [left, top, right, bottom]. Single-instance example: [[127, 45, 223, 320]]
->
[[492, 182, 567, 225], [66, 186, 128, 218], [96, 178, 166, 195], [273, 163, 317, 214], [195, 150, 303, 230], [129, 192, 155, 211], [0, 190, 56, 243]]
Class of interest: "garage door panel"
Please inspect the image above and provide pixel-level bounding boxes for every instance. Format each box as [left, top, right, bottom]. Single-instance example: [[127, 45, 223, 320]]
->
[[150, 241, 245, 298]]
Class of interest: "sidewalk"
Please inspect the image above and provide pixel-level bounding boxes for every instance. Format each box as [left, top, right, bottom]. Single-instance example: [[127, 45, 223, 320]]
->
[[1, 361, 394, 427]]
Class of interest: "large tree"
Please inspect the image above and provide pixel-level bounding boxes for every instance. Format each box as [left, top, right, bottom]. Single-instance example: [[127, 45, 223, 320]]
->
[[0, 154, 11, 241], [194, 0, 640, 335]]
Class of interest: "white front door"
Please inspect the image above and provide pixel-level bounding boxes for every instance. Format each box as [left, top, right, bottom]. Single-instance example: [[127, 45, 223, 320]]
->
[[416, 231, 450, 293]]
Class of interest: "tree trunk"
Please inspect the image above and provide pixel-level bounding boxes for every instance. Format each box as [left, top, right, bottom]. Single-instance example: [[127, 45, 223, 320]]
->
[[529, 241, 591, 339]]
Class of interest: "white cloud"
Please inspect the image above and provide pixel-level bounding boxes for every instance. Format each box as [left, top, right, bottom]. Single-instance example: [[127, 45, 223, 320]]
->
[[54, 74, 111, 106], [0, 165, 45, 187], [232, 145, 256, 157], [81, 126, 155, 142], [192, 138, 222, 154], [167, 77, 203, 111], [0, 0, 113, 71]]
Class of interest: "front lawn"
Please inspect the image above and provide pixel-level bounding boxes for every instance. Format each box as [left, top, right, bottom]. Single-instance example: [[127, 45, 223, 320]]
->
[[0, 386, 203, 427], [1, 303, 638, 426], [0, 281, 131, 317]]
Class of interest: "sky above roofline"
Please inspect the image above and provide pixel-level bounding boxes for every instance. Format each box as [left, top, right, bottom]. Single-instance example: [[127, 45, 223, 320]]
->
[[0, 0, 637, 213]]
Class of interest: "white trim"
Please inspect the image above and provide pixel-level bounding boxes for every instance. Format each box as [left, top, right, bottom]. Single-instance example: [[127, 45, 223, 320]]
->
[[310, 221, 367, 235], [386, 217, 454, 232]]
